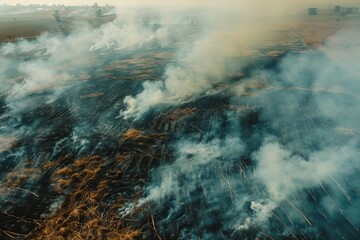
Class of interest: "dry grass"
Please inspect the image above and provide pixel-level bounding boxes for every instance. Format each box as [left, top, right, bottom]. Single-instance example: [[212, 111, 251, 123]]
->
[[335, 127, 357, 137], [53, 166, 73, 177], [123, 129, 144, 141], [123, 129, 167, 142], [0, 18, 58, 42], [80, 93, 104, 99], [165, 108, 196, 121], [25, 155, 142, 240], [0, 164, 41, 195], [42, 161, 57, 171], [0, 137, 17, 152]]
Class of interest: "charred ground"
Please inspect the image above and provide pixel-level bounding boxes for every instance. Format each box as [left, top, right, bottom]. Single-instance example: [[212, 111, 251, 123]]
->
[[1, 5, 360, 240]]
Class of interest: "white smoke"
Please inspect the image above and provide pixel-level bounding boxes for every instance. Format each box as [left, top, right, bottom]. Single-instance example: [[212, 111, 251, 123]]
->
[[119, 6, 295, 119], [137, 29, 360, 239], [1, 3, 360, 239], [0, 11, 175, 101], [140, 136, 243, 204]]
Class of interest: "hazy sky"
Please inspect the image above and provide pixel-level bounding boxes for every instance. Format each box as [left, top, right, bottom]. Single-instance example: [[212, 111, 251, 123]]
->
[[5, 0, 232, 6], [2, 0, 352, 7]]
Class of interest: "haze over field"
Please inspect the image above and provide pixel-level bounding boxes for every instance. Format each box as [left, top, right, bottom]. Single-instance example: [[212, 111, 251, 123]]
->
[[3, 0, 359, 7]]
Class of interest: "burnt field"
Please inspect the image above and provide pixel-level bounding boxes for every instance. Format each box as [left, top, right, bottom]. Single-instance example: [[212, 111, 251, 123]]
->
[[1, 5, 360, 240]]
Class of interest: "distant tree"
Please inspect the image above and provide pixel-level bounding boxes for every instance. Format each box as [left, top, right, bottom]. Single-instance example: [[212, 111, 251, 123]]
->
[[308, 8, 318, 16], [96, 8, 102, 17], [153, 38, 161, 49], [341, 7, 356, 16], [53, 10, 61, 23], [346, 7, 355, 15], [312, 8, 318, 15], [58, 24, 66, 34], [334, 6, 341, 13], [6, 34, 16, 41]]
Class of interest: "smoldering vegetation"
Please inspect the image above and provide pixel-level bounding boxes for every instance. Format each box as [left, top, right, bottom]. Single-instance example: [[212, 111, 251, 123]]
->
[[0, 3, 360, 240], [130, 30, 360, 239]]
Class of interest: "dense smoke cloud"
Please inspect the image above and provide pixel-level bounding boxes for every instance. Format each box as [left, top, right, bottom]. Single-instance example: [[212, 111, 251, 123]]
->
[[0, 8, 184, 175], [121, 0, 356, 120], [1, 2, 360, 239], [136, 30, 360, 239], [120, 8, 282, 119], [0, 12, 177, 115]]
